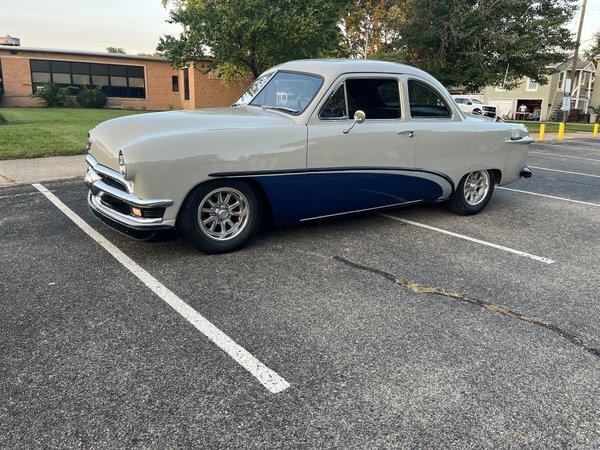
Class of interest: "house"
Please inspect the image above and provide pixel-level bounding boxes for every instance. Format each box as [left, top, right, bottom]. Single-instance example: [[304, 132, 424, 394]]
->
[[481, 56, 597, 122], [0, 45, 251, 110]]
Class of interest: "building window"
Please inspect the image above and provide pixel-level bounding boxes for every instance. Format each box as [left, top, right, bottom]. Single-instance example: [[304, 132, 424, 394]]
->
[[183, 68, 190, 100], [172, 75, 179, 92], [558, 72, 565, 91], [29, 59, 146, 99], [526, 78, 538, 91]]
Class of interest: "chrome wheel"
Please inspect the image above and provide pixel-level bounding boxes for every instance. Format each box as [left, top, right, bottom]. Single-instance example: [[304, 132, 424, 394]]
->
[[463, 170, 491, 206], [198, 188, 250, 241]]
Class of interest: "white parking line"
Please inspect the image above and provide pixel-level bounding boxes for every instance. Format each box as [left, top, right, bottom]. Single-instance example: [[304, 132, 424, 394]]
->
[[497, 187, 600, 208], [33, 183, 290, 394], [379, 213, 555, 265], [530, 151, 600, 163], [0, 191, 44, 200], [529, 166, 600, 179], [536, 144, 600, 153]]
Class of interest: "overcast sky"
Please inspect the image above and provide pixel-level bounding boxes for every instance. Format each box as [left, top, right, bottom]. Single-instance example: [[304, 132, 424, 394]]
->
[[1, 0, 599, 56]]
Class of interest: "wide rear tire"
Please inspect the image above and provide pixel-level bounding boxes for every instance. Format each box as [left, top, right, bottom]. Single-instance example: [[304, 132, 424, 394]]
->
[[448, 170, 495, 215]]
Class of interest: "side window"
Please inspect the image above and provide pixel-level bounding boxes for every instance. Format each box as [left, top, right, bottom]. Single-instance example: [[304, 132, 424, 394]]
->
[[408, 80, 451, 118], [454, 98, 464, 104], [346, 78, 401, 119], [320, 84, 347, 119]]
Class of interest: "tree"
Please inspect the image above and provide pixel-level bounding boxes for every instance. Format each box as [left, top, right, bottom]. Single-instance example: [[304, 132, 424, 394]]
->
[[342, 0, 408, 58], [106, 47, 126, 54], [157, 0, 350, 80], [583, 31, 600, 61], [386, 0, 577, 91]]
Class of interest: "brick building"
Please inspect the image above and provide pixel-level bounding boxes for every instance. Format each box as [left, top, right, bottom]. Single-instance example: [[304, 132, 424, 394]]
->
[[0, 46, 250, 110]]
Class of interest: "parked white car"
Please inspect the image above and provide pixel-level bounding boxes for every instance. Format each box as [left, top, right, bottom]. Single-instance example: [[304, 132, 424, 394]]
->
[[84, 59, 532, 253], [453, 96, 497, 118]]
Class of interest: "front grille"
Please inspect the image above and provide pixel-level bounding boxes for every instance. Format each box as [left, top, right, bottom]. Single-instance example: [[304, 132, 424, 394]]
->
[[100, 174, 128, 192], [99, 194, 166, 220], [142, 208, 166, 219], [482, 106, 497, 118], [100, 194, 130, 215]]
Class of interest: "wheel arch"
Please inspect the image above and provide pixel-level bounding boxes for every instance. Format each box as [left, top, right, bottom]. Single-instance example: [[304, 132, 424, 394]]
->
[[176, 177, 273, 227], [490, 169, 502, 185]]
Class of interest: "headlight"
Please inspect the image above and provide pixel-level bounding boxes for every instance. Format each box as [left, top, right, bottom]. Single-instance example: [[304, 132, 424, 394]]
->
[[510, 128, 528, 141], [118, 150, 127, 177]]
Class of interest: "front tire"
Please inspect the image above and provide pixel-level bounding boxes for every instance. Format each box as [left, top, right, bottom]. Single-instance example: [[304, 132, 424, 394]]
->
[[448, 170, 495, 215], [178, 180, 262, 254]]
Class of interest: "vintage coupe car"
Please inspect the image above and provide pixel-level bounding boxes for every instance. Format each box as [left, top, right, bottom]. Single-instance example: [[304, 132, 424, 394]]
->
[[84, 59, 533, 253]]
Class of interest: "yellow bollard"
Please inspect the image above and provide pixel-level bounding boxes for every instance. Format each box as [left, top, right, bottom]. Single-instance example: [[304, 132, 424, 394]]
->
[[539, 123, 545, 141], [594, 123, 599, 139], [558, 122, 565, 141]]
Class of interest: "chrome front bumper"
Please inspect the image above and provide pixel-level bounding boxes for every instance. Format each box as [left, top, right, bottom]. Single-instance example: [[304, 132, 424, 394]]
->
[[84, 154, 174, 231]]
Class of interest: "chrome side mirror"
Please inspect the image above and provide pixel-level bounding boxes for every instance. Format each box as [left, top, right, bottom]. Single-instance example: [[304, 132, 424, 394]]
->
[[343, 110, 366, 134]]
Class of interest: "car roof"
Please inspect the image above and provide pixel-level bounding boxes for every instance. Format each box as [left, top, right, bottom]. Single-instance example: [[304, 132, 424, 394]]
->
[[265, 59, 464, 122], [271, 59, 440, 85]]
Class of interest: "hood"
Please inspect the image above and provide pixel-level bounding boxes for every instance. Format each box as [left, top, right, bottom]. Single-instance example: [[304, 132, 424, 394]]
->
[[89, 107, 295, 168]]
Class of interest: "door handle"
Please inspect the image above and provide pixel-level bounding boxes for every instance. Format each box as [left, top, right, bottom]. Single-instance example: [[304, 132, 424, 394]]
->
[[398, 130, 415, 137]]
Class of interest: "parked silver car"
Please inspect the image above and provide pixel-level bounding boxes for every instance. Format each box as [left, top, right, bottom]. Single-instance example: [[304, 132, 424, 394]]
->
[[84, 59, 533, 253]]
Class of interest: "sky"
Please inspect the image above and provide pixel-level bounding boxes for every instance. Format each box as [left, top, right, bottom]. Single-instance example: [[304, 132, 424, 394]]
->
[[0, 0, 182, 55], [575, 0, 600, 53], [0, 0, 599, 56]]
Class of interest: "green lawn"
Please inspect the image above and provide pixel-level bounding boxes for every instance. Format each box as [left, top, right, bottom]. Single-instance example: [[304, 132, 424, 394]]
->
[[508, 121, 597, 134], [0, 107, 147, 160]]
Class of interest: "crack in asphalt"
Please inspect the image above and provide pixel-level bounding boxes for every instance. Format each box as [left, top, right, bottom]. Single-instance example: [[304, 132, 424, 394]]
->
[[333, 256, 600, 359]]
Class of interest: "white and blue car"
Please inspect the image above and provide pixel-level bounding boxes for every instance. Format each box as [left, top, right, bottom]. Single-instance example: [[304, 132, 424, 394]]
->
[[85, 59, 533, 253]]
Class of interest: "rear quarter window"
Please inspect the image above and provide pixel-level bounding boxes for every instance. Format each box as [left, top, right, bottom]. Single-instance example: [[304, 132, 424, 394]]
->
[[408, 80, 451, 118]]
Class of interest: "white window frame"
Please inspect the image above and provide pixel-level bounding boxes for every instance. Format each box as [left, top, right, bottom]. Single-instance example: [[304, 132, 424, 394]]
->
[[526, 78, 538, 92], [557, 71, 565, 91]]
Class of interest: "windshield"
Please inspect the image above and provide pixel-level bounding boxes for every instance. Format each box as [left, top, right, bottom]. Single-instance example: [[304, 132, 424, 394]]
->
[[471, 98, 483, 104], [235, 71, 276, 106], [235, 71, 323, 115]]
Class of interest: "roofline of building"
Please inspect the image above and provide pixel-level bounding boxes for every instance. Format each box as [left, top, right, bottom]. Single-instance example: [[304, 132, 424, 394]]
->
[[0, 45, 173, 62]]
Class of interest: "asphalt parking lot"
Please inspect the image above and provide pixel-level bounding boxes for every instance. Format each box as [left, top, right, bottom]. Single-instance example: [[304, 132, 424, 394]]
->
[[1, 138, 600, 449]]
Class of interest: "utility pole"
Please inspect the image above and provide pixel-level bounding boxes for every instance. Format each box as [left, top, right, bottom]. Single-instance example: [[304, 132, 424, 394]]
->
[[562, 0, 588, 124]]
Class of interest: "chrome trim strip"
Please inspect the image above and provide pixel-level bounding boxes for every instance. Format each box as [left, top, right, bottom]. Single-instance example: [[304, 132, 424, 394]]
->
[[86, 154, 133, 193], [506, 136, 534, 145], [88, 192, 166, 227], [85, 155, 173, 208], [300, 199, 422, 222]]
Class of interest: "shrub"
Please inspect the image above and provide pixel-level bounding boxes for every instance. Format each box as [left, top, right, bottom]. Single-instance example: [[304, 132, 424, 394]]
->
[[0, 86, 4, 101], [589, 105, 600, 123], [76, 85, 107, 108], [31, 83, 73, 107]]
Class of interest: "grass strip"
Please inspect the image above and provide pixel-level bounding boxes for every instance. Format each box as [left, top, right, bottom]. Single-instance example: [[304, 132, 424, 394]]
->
[[0, 107, 147, 160]]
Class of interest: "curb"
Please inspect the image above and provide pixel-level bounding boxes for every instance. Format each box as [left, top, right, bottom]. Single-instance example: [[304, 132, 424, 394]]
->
[[0, 154, 87, 188]]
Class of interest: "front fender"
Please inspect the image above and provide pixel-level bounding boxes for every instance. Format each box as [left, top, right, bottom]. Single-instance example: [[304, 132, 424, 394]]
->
[[124, 125, 308, 222]]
